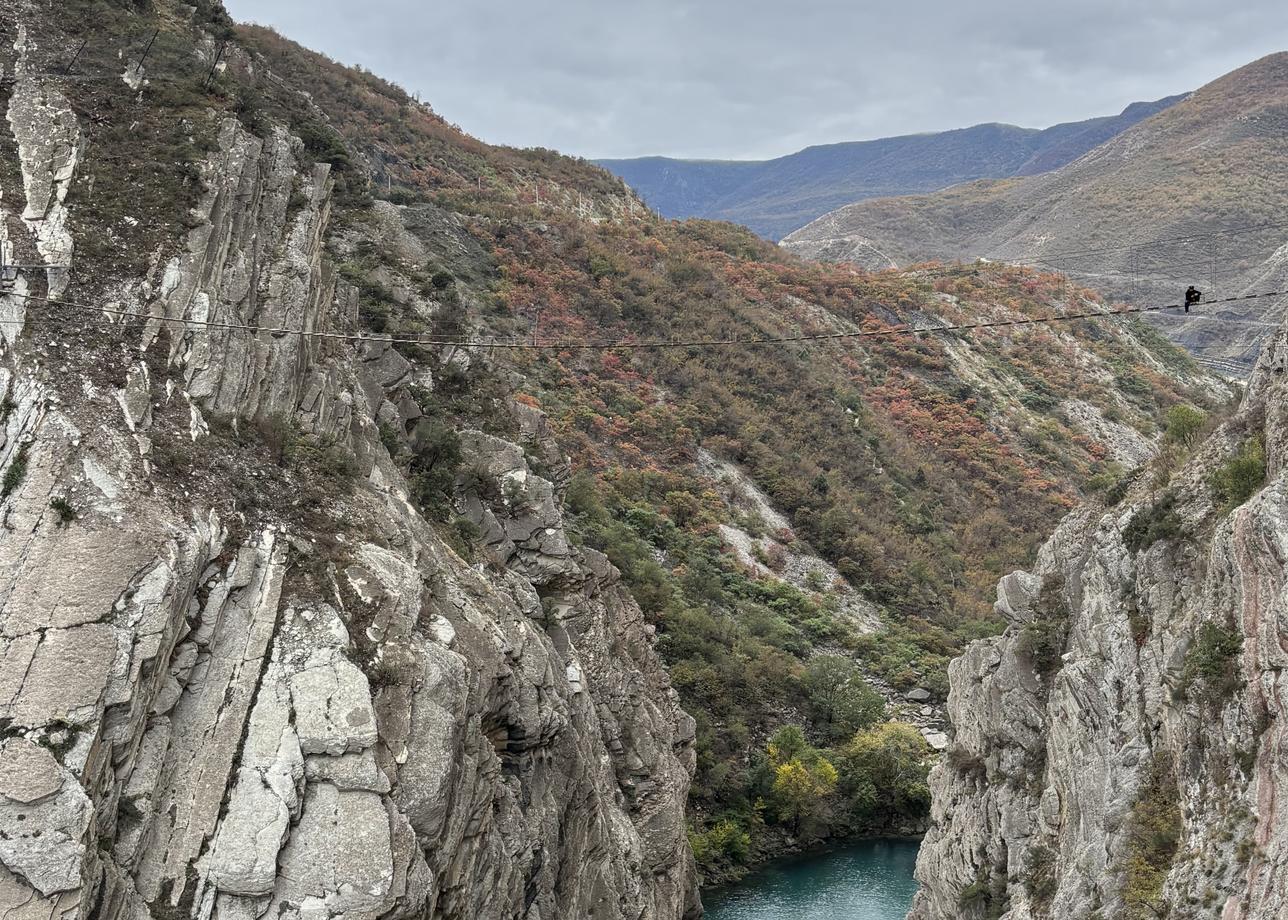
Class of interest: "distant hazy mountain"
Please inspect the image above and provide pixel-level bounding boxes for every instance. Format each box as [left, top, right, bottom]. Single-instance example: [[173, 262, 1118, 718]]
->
[[782, 53, 1288, 376], [597, 96, 1185, 241]]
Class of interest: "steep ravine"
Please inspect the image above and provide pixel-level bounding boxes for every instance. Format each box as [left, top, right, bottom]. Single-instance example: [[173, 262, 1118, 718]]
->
[[0, 21, 697, 920], [0, 4, 1251, 917], [909, 305, 1288, 914]]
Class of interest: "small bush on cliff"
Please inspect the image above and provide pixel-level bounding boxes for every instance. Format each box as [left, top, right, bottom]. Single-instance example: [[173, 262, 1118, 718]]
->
[[1126, 593, 1150, 647], [947, 745, 988, 781], [1178, 621, 1244, 707], [1123, 752, 1181, 919], [1101, 473, 1134, 507], [1211, 436, 1266, 511], [444, 516, 482, 561], [408, 422, 463, 520], [1122, 492, 1184, 553], [688, 818, 752, 874], [1023, 843, 1058, 912], [1085, 462, 1128, 501], [1, 447, 29, 499], [1017, 576, 1070, 677], [255, 413, 299, 466], [378, 422, 405, 459], [289, 433, 361, 483], [193, 0, 237, 38], [959, 867, 1010, 919]]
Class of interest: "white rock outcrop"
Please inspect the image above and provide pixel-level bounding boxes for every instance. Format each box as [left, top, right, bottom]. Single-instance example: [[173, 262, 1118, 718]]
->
[[0, 15, 698, 920], [909, 315, 1288, 918]]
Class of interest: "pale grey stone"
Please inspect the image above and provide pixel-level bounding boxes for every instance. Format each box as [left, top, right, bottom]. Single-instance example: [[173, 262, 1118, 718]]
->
[[289, 649, 378, 756], [910, 339, 1288, 920], [922, 731, 949, 752], [0, 740, 91, 896], [0, 48, 699, 920], [272, 783, 393, 915], [208, 677, 303, 897], [361, 340, 412, 390], [4, 625, 116, 727], [304, 751, 390, 794]]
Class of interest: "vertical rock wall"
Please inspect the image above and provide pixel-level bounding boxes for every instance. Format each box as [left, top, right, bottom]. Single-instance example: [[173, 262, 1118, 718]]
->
[[910, 319, 1288, 918], [0, 18, 697, 920]]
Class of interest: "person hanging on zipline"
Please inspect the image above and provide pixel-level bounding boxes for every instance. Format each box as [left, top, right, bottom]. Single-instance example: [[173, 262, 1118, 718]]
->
[[1184, 285, 1202, 313]]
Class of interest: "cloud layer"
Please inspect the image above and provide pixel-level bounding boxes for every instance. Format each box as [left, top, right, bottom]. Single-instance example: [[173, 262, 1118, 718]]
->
[[223, 0, 1288, 160]]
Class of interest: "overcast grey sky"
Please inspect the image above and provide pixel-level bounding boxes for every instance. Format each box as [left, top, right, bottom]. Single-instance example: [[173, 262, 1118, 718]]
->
[[222, 0, 1288, 161]]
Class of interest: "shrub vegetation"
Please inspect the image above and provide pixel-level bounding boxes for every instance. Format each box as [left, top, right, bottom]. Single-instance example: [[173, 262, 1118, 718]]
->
[[1211, 437, 1266, 511]]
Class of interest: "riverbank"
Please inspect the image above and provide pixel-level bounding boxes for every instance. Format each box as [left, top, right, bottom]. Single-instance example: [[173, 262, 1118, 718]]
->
[[698, 822, 928, 888], [702, 838, 921, 920]]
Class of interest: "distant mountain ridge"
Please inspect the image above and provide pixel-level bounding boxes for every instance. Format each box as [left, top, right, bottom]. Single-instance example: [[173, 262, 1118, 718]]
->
[[781, 52, 1288, 376], [597, 95, 1186, 240]]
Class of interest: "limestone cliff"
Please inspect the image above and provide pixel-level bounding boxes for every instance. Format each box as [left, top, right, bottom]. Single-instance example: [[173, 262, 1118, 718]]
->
[[0, 8, 697, 920], [909, 284, 1288, 914]]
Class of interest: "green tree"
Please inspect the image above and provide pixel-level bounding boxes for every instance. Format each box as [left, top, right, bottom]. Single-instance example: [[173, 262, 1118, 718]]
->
[[1123, 753, 1181, 919], [766, 724, 810, 765], [801, 655, 886, 742], [688, 817, 752, 874], [771, 756, 839, 831], [837, 722, 931, 823], [1179, 621, 1244, 706], [1162, 404, 1207, 446]]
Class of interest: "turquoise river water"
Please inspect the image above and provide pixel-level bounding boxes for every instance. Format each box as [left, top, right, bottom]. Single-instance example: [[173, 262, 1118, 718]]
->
[[701, 839, 921, 920]]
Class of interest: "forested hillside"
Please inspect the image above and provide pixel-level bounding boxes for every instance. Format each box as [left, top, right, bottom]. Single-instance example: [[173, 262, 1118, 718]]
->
[[17, 0, 1228, 893], [215, 22, 1233, 877]]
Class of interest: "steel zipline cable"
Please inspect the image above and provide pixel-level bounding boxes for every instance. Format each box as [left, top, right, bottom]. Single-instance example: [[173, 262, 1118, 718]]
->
[[2, 287, 1285, 352]]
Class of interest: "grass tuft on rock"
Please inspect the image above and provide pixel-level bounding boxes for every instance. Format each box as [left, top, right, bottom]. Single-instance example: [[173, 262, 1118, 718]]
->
[[1123, 492, 1184, 553], [1, 447, 29, 499]]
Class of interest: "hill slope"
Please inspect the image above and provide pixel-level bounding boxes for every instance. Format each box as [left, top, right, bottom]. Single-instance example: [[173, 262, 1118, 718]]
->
[[783, 53, 1288, 376], [234, 22, 1230, 882], [597, 96, 1184, 241], [0, 1, 1229, 914]]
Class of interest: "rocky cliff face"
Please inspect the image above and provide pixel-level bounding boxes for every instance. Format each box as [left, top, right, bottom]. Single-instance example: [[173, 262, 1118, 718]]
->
[[909, 296, 1288, 914], [0, 13, 696, 920]]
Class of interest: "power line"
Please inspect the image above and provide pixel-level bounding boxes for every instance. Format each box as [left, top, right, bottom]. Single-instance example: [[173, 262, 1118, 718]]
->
[[6, 309, 1269, 355], [2, 287, 1284, 351]]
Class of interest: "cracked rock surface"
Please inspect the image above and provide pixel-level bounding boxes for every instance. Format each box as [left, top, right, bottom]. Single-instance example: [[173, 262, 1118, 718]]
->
[[0, 10, 697, 920], [910, 313, 1288, 918]]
